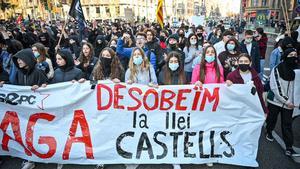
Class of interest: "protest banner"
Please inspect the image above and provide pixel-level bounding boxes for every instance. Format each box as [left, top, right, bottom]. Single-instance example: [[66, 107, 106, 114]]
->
[[0, 82, 264, 167], [293, 70, 300, 118]]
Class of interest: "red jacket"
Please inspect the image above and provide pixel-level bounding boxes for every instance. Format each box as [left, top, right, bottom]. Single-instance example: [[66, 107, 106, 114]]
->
[[257, 36, 268, 59], [227, 68, 268, 114]]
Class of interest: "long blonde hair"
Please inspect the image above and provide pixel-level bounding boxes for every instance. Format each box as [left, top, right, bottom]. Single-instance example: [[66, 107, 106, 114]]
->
[[128, 47, 150, 82]]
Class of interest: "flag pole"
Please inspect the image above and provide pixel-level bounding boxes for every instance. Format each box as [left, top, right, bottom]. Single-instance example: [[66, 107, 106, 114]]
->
[[56, 13, 69, 53], [283, 0, 291, 36]]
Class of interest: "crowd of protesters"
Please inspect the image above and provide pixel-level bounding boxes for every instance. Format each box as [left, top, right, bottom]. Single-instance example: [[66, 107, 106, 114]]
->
[[0, 17, 300, 169]]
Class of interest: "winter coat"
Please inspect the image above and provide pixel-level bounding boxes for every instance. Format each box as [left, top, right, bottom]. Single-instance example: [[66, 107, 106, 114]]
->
[[226, 68, 268, 114], [51, 50, 83, 84], [240, 40, 261, 73], [191, 62, 224, 84], [12, 49, 48, 86]]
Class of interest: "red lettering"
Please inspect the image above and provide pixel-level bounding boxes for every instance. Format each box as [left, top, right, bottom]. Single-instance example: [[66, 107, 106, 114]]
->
[[200, 88, 220, 112], [97, 84, 112, 110], [192, 90, 202, 111], [159, 89, 176, 110], [26, 113, 57, 159], [0, 111, 32, 156], [114, 84, 126, 109], [175, 89, 191, 111], [128, 87, 142, 111], [63, 110, 94, 160], [143, 89, 159, 111]]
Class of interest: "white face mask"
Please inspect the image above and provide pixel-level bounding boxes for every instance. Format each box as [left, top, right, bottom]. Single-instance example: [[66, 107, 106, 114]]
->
[[190, 40, 197, 45]]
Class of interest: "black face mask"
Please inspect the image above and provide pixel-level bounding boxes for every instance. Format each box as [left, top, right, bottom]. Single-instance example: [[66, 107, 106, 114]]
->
[[285, 57, 297, 68], [197, 33, 202, 37], [179, 33, 184, 37], [159, 36, 166, 42], [101, 57, 112, 66], [169, 43, 177, 49], [110, 46, 116, 51], [239, 64, 250, 72]]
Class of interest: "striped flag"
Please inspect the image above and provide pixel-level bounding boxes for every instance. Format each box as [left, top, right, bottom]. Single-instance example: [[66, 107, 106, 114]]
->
[[156, 0, 164, 28]]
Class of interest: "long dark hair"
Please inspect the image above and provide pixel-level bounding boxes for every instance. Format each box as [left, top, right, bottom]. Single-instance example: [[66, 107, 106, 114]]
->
[[163, 51, 186, 84], [199, 45, 221, 83], [224, 38, 240, 52], [92, 47, 124, 80], [186, 33, 199, 52], [78, 42, 94, 64]]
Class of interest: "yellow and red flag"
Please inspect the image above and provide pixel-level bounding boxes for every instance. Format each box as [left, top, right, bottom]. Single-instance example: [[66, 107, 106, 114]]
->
[[156, 0, 164, 28]]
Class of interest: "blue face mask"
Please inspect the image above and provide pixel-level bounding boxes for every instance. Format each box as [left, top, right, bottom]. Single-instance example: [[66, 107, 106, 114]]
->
[[205, 55, 215, 63], [227, 44, 235, 51], [34, 52, 40, 58], [133, 56, 143, 65], [169, 63, 179, 71]]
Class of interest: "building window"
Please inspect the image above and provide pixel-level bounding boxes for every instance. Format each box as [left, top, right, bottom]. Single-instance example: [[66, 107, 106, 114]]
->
[[252, 0, 258, 7], [262, 0, 267, 6], [96, 7, 100, 13]]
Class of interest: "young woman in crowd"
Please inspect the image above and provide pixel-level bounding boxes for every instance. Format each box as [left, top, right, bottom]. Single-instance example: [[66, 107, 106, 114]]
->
[[91, 47, 124, 82], [108, 38, 118, 51], [209, 28, 222, 45], [32, 43, 54, 79], [125, 47, 157, 86], [158, 51, 186, 85], [191, 45, 224, 86], [183, 33, 201, 83], [124, 47, 157, 169], [192, 41, 211, 69], [265, 48, 299, 157], [191, 45, 224, 167], [51, 49, 84, 84], [218, 38, 241, 78], [75, 42, 98, 79], [226, 53, 268, 114]]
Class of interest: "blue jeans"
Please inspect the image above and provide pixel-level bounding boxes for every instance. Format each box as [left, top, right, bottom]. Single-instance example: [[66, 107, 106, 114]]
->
[[259, 59, 265, 80]]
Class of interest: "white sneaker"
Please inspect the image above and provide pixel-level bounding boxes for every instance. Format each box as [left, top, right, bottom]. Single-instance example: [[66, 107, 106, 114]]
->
[[21, 161, 35, 169], [173, 164, 181, 169], [95, 164, 104, 169], [125, 164, 139, 169], [57, 164, 63, 169], [206, 163, 213, 167]]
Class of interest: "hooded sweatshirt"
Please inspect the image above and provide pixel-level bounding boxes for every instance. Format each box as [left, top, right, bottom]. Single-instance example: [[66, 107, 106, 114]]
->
[[12, 48, 48, 86], [51, 49, 83, 84]]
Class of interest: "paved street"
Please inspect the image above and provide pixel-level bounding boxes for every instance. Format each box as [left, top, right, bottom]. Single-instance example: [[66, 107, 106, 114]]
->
[[0, 32, 299, 169]]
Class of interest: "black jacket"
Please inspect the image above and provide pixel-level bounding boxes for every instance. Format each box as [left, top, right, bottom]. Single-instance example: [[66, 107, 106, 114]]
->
[[12, 48, 48, 86], [240, 40, 261, 73], [77, 56, 98, 80], [51, 50, 83, 84]]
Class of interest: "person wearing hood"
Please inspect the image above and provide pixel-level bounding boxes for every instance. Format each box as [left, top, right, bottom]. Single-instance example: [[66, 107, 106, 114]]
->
[[265, 48, 300, 157], [226, 53, 268, 115], [68, 35, 81, 59], [177, 28, 187, 50], [94, 35, 107, 58], [12, 48, 48, 88], [51, 49, 84, 84], [117, 32, 157, 70], [164, 34, 185, 66]]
